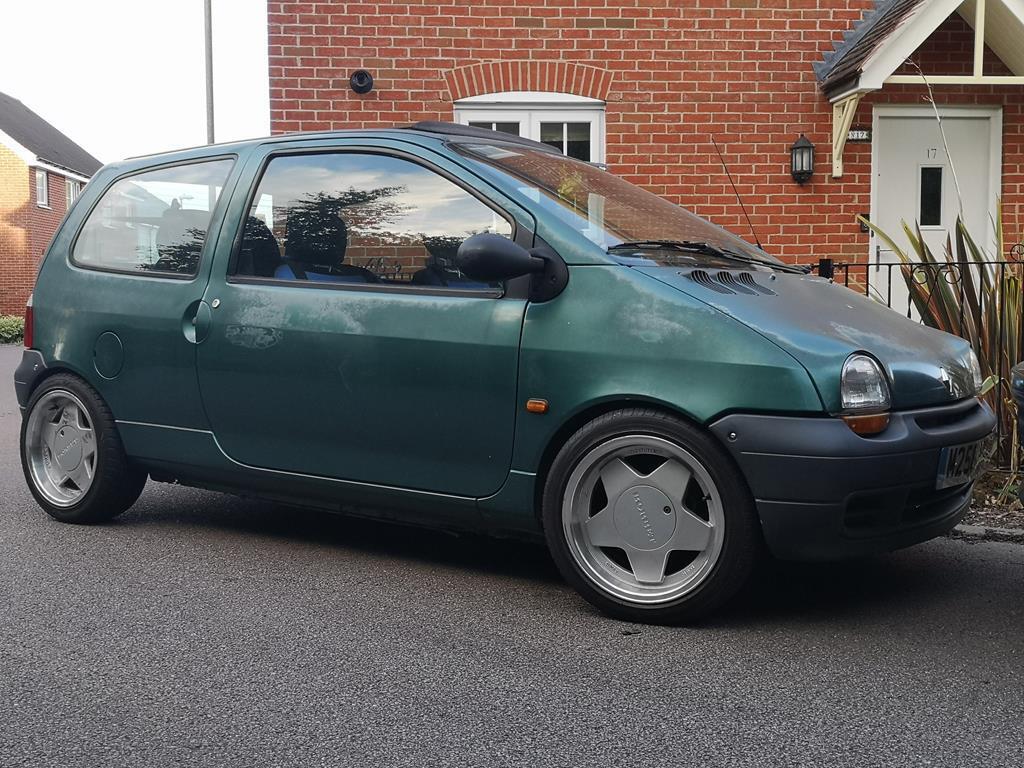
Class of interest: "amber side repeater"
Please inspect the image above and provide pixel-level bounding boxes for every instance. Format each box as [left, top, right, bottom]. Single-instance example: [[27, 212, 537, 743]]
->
[[526, 399, 549, 414], [841, 412, 890, 436]]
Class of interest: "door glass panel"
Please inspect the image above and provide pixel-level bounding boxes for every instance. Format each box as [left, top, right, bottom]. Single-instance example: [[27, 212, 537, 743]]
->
[[565, 122, 591, 161], [468, 121, 521, 136], [540, 122, 564, 153], [920, 166, 943, 226], [235, 152, 511, 290], [73, 158, 234, 275], [494, 121, 520, 136]]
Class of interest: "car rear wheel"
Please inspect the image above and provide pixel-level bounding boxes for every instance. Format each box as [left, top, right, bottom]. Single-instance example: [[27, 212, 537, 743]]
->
[[542, 408, 760, 624], [20, 374, 147, 524]]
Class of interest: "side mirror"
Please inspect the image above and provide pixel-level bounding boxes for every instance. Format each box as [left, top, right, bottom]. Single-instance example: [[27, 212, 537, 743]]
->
[[456, 233, 544, 282]]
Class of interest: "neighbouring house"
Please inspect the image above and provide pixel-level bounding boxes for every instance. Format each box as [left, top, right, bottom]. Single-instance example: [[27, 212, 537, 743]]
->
[[267, 0, 1024, 293], [0, 91, 101, 314]]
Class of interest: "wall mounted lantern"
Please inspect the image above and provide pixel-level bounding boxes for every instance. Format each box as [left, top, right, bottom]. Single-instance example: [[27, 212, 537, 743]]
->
[[790, 134, 815, 184]]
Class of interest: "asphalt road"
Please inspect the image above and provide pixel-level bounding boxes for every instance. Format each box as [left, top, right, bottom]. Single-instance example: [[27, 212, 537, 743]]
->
[[1, 343, 1023, 767]]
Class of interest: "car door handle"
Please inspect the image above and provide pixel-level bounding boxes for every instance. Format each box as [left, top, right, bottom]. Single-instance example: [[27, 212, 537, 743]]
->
[[182, 300, 212, 344]]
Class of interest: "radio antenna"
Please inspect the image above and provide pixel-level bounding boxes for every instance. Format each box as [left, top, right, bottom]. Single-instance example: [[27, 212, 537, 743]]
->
[[711, 137, 764, 251]]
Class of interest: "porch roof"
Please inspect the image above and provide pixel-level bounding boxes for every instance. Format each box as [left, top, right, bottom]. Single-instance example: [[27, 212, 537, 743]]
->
[[815, 0, 1024, 102], [817, 0, 1024, 177]]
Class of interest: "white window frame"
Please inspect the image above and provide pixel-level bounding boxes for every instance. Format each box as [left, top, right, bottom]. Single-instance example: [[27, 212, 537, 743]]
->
[[35, 168, 48, 208], [454, 92, 606, 165], [66, 178, 81, 209]]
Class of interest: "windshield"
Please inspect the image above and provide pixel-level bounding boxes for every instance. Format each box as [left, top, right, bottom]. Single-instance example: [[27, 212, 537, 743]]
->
[[455, 142, 783, 267]]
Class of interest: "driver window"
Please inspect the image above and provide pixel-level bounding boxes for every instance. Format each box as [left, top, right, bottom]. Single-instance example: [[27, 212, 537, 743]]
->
[[234, 152, 512, 290]]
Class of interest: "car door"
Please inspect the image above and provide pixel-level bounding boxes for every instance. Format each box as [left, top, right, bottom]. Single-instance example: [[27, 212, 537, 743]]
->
[[195, 140, 534, 497]]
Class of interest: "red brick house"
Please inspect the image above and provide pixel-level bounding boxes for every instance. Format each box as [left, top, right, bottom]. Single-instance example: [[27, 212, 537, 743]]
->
[[267, 0, 1024, 284], [0, 92, 100, 315]]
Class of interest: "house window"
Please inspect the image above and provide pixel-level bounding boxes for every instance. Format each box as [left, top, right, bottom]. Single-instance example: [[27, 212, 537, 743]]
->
[[66, 179, 82, 209], [454, 92, 606, 165], [35, 169, 48, 207]]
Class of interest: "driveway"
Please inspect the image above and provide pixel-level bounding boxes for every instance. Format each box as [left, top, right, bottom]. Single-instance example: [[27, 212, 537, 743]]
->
[[1, 343, 1022, 767]]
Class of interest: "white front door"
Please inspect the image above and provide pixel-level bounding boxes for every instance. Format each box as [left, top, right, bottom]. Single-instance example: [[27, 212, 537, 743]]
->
[[870, 106, 1002, 314]]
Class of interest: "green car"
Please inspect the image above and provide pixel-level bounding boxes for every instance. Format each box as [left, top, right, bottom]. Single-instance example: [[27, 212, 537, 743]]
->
[[15, 123, 995, 623]]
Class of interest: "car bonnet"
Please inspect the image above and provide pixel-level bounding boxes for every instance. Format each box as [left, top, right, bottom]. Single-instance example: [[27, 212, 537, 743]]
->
[[634, 266, 977, 412]]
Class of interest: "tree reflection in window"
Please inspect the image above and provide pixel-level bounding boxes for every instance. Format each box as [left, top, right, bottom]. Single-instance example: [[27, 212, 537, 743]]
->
[[73, 158, 233, 276], [239, 152, 512, 288]]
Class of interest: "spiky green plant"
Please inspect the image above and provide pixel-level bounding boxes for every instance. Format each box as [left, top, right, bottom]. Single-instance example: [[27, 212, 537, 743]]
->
[[860, 207, 1022, 475]]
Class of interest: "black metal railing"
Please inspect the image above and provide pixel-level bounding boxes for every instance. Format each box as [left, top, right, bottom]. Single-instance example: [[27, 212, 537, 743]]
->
[[808, 257, 1023, 467]]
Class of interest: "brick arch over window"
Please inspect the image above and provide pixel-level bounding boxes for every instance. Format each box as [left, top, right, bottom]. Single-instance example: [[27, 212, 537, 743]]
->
[[444, 61, 613, 102]]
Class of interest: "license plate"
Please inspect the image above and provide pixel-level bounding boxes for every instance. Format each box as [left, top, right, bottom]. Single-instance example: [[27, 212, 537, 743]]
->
[[936, 439, 986, 489]]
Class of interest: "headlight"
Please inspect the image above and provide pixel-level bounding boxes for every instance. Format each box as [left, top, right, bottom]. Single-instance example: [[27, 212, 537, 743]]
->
[[841, 354, 891, 411], [967, 348, 983, 394]]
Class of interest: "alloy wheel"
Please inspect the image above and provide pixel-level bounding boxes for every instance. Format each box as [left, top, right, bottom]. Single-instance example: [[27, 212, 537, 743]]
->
[[561, 434, 725, 604], [24, 390, 98, 508]]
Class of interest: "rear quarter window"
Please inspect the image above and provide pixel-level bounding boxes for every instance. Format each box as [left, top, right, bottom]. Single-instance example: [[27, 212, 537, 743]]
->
[[72, 158, 234, 276]]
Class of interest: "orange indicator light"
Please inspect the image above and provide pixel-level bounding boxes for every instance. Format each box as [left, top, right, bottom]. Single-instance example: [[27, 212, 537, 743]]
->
[[841, 412, 890, 435]]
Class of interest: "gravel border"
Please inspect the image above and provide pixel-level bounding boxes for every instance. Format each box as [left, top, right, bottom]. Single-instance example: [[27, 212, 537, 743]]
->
[[950, 523, 1024, 544]]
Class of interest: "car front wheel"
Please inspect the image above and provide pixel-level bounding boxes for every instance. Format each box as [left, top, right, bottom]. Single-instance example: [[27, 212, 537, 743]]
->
[[542, 408, 760, 624]]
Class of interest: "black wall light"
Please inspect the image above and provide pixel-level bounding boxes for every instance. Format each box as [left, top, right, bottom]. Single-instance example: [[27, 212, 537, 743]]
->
[[790, 134, 815, 184], [350, 69, 374, 94]]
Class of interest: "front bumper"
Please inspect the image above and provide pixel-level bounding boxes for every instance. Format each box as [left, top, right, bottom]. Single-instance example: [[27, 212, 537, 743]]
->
[[710, 397, 996, 560]]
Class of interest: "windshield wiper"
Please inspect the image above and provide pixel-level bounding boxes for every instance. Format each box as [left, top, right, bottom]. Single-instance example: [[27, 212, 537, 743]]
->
[[608, 240, 808, 274], [608, 239, 711, 253]]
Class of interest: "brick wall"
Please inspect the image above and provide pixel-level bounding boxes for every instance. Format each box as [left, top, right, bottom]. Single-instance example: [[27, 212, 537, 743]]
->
[[0, 147, 75, 315], [267, 1, 1024, 264], [0, 145, 32, 316]]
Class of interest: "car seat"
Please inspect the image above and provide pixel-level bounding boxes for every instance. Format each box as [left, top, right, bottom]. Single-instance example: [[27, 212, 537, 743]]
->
[[236, 216, 282, 277], [274, 214, 376, 283]]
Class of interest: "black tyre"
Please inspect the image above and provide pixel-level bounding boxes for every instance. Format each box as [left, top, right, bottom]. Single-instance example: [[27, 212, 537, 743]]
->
[[541, 408, 760, 624], [20, 373, 147, 524]]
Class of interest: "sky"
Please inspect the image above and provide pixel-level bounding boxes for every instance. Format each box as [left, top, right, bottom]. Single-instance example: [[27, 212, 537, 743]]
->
[[0, 0, 269, 164]]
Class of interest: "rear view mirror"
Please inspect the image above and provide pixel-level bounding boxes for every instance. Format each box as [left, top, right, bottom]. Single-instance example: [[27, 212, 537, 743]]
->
[[456, 233, 569, 302], [456, 233, 544, 282]]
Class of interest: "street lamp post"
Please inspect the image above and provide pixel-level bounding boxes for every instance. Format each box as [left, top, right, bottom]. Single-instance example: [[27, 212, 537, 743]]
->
[[204, 0, 214, 144]]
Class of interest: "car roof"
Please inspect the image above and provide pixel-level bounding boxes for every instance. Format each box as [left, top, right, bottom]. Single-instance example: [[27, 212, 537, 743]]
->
[[112, 122, 558, 173]]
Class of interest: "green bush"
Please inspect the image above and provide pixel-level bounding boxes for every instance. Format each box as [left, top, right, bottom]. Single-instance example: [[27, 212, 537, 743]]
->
[[0, 315, 25, 344]]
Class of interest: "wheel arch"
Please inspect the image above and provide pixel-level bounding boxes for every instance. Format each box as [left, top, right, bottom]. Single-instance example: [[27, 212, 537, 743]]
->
[[22, 361, 98, 403], [531, 396, 708, 520]]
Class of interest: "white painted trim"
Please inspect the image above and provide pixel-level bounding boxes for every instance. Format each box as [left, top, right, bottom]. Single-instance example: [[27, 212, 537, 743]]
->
[[455, 91, 604, 106], [0, 127, 36, 165], [827, 86, 874, 105], [868, 105, 1003, 261], [0, 126, 92, 182], [31, 161, 90, 184], [0, 127, 93, 183], [973, 0, 987, 77], [1004, 0, 1024, 26], [885, 74, 1024, 85], [859, 0, 966, 91]]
